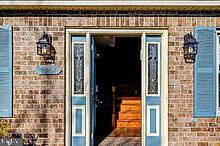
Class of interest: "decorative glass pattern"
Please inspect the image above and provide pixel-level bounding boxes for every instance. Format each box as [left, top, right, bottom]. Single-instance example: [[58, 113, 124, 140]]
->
[[148, 44, 158, 94], [74, 43, 84, 94]]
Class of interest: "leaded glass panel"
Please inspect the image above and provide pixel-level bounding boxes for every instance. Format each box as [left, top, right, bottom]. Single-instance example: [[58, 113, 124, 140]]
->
[[74, 43, 84, 94], [148, 43, 158, 95]]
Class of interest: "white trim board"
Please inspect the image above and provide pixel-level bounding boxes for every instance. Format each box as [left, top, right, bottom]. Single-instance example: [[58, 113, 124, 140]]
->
[[85, 32, 91, 146], [146, 105, 160, 136], [65, 28, 168, 146], [141, 33, 146, 146], [65, 31, 71, 146], [161, 30, 168, 146], [1, 1, 220, 6]]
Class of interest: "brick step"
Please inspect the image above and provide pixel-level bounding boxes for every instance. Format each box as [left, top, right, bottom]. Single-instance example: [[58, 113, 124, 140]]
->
[[118, 112, 141, 120], [120, 104, 141, 112], [117, 120, 141, 127]]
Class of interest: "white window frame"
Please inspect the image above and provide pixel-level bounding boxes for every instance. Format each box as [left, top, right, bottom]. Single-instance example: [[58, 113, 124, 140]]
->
[[146, 105, 160, 136], [72, 105, 86, 136]]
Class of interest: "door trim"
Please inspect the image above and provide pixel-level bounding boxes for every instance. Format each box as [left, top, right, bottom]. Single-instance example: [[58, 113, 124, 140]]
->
[[141, 33, 146, 145], [161, 31, 168, 146], [65, 28, 168, 146]]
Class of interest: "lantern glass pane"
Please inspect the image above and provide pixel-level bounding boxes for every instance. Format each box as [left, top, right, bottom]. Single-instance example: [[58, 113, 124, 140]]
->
[[37, 47, 42, 55], [188, 44, 195, 55], [42, 49, 47, 54], [46, 46, 51, 55]]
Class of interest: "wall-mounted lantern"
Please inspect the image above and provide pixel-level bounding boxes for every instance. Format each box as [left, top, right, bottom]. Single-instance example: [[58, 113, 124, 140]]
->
[[36, 32, 55, 64], [36, 32, 52, 56], [183, 33, 198, 63]]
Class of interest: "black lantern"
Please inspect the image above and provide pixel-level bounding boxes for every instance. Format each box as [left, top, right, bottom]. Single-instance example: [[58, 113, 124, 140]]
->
[[183, 33, 198, 63], [36, 32, 52, 56]]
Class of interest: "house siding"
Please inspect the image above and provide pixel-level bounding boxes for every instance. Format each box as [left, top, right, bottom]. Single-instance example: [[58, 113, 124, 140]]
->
[[0, 12, 220, 146]]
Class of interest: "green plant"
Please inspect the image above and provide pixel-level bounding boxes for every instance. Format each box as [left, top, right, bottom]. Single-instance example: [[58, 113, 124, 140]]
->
[[0, 120, 11, 138], [0, 120, 37, 145]]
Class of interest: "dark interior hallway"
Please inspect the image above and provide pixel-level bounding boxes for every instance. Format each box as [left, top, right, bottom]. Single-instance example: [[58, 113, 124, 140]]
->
[[94, 36, 141, 146]]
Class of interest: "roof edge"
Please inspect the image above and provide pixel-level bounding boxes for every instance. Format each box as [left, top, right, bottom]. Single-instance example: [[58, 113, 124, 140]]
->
[[1, 1, 220, 6]]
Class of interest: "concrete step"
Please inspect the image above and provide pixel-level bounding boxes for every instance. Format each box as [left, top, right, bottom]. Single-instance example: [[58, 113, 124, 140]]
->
[[109, 127, 141, 137], [99, 134, 141, 145]]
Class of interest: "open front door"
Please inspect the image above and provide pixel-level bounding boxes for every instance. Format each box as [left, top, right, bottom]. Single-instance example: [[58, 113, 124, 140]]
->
[[90, 35, 96, 146]]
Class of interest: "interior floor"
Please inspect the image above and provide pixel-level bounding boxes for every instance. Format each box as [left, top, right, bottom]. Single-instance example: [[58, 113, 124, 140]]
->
[[94, 36, 141, 146]]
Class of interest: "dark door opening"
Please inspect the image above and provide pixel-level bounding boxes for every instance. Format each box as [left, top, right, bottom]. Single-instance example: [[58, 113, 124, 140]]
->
[[94, 35, 141, 145]]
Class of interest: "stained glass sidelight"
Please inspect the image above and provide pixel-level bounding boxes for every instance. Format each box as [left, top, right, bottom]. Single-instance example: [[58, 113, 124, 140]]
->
[[148, 43, 158, 95], [74, 43, 84, 94]]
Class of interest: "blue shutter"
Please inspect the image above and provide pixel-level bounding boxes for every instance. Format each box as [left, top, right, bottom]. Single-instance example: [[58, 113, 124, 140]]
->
[[194, 27, 216, 117], [0, 26, 12, 117]]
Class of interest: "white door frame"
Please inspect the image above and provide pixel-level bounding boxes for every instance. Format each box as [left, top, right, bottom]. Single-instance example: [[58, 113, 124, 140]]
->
[[65, 28, 168, 146]]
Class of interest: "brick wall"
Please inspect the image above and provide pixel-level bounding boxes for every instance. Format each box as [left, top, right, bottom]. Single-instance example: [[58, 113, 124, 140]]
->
[[0, 12, 220, 146]]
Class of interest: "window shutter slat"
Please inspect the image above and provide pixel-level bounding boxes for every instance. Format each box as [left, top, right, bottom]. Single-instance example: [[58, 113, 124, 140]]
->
[[0, 26, 12, 117], [194, 26, 216, 117]]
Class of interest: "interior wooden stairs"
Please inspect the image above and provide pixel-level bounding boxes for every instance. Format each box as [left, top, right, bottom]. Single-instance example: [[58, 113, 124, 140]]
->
[[99, 97, 141, 146], [112, 97, 141, 137]]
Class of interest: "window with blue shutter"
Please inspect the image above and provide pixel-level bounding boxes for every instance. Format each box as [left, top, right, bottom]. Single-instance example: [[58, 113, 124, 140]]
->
[[0, 26, 12, 117], [218, 36, 220, 111], [194, 26, 216, 117]]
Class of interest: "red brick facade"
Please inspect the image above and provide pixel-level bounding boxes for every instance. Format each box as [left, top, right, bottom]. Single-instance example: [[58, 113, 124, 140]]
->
[[1, 13, 220, 146]]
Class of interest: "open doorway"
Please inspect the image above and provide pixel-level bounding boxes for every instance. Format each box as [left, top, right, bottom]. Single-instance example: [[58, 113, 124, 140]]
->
[[94, 35, 142, 145]]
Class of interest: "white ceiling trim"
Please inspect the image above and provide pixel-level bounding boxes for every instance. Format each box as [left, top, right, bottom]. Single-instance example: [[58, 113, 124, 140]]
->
[[0, 1, 220, 6]]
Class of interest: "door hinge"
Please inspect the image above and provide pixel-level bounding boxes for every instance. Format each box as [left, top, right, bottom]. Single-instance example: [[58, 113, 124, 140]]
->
[[91, 133, 94, 139], [91, 44, 94, 51], [140, 49, 143, 61]]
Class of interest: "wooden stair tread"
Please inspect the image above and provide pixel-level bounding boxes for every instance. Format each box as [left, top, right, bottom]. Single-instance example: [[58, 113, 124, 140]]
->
[[119, 111, 141, 114], [119, 113, 141, 120], [117, 119, 141, 122], [121, 103, 141, 106], [120, 106, 141, 112], [117, 120, 141, 126], [119, 97, 141, 100]]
